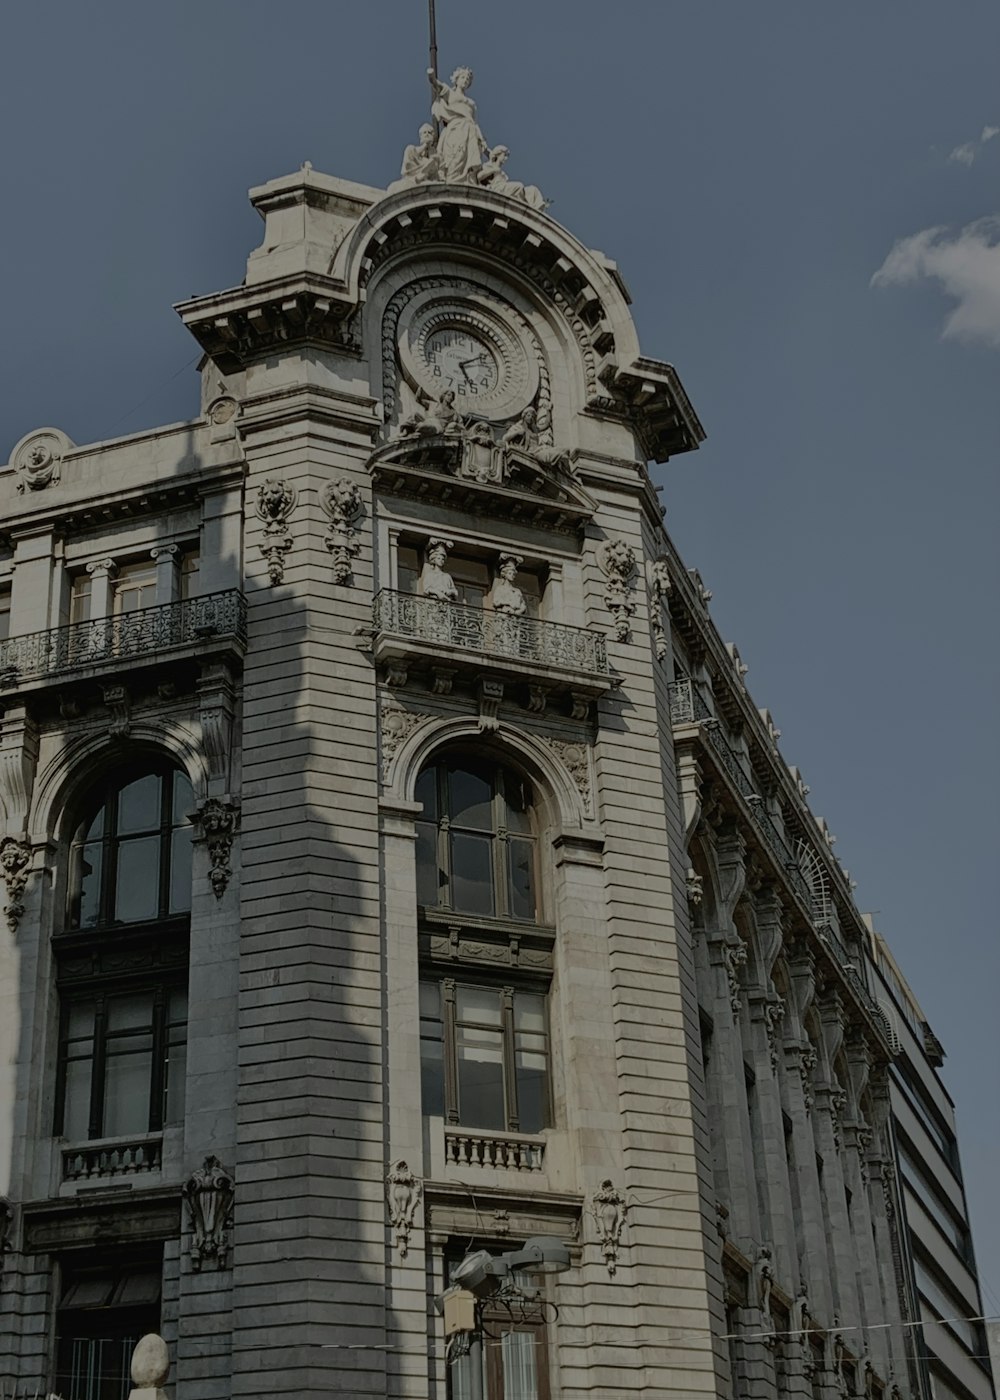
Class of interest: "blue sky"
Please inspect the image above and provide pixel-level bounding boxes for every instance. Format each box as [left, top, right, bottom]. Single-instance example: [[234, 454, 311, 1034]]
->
[[2, 0, 997, 1303]]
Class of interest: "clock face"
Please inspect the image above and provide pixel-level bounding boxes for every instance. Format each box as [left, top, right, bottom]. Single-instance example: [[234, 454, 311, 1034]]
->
[[396, 292, 539, 422], [424, 326, 500, 400]]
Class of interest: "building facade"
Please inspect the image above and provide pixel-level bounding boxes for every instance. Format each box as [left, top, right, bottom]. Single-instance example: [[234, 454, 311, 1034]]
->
[[868, 930, 995, 1400], [0, 88, 992, 1400]]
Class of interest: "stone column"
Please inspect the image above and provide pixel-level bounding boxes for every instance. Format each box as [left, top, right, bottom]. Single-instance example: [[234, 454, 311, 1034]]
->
[[85, 556, 117, 618], [151, 544, 180, 603]]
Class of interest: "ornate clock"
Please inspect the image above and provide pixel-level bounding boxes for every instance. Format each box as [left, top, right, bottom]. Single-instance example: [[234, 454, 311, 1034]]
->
[[396, 290, 538, 421]]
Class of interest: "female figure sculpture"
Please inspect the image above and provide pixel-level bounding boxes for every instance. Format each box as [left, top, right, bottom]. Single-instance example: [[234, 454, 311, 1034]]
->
[[428, 66, 486, 183], [478, 145, 548, 211]]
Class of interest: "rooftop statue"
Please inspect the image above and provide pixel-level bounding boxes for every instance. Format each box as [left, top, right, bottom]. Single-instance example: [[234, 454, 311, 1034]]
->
[[429, 66, 487, 183], [392, 66, 549, 209]]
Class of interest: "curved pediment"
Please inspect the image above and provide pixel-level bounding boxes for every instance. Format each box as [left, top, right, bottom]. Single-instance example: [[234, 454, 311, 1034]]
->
[[368, 428, 597, 534]]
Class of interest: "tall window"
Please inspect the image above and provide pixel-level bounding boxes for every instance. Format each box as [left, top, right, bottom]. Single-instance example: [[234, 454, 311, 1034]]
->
[[55, 763, 193, 1142], [447, 1251, 552, 1400], [415, 756, 538, 920], [398, 545, 542, 614], [420, 981, 549, 1133]]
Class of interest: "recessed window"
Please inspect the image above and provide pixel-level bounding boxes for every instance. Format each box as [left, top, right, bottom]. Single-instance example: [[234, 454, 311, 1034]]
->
[[415, 755, 538, 921], [55, 1252, 161, 1400], [68, 765, 194, 930], [57, 987, 188, 1141], [112, 559, 158, 615], [421, 980, 550, 1135], [0, 585, 10, 642]]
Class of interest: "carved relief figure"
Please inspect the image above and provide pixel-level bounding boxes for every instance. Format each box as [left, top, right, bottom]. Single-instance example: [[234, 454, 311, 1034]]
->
[[386, 1159, 422, 1258], [753, 1243, 775, 1329], [502, 406, 540, 454], [420, 538, 458, 601], [489, 554, 526, 616], [591, 1178, 627, 1277], [428, 67, 487, 183], [183, 1155, 235, 1270], [400, 389, 464, 438], [400, 122, 441, 183]]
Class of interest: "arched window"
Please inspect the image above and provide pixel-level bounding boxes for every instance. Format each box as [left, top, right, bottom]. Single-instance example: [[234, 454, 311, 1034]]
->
[[68, 764, 194, 929], [55, 761, 193, 1145], [415, 751, 552, 1138], [415, 754, 537, 920]]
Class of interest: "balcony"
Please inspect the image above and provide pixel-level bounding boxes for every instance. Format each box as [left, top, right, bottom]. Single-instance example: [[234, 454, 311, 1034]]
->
[[445, 1129, 545, 1173], [62, 1136, 163, 1182], [372, 589, 614, 711], [0, 590, 247, 697]]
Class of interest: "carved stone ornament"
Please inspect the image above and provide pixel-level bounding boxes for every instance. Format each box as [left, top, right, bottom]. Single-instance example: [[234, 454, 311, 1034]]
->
[[103, 684, 131, 740], [385, 1158, 422, 1259], [197, 798, 239, 899], [763, 995, 786, 1074], [130, 1332, 170, 1392], [255, 479, 297, 585], [490, 554, 526, 616], [393, 67, 548, 211], [380, 701, 427, 782], [11, 427, 72, 494], [321, 478, 364, 584], [685, 868, 704, 909], [388, 400, 574, 488], [753, 1243, 775, 1331], [0, 837, 31, 933], [183, 1155, 235, 1271], [800, 1044, 818, 1114], [478, 678, 503, 732], [649, 556, 671, 663], [829, 1086, 849, 1150], [590, 1178, 627, 1277], [545, 739, 593, 819], [599, 540, 637, 642], [723, 939, 747, 1017]]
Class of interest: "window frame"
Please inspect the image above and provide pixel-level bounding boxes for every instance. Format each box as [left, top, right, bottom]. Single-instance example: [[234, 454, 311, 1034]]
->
[[416, 755, 540, 923], [66, 762, 194, 932], [420, 976, 551, 1135]]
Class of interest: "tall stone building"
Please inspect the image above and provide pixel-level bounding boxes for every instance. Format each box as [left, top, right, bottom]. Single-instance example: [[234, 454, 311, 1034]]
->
[[0, 74, 992, 1400]]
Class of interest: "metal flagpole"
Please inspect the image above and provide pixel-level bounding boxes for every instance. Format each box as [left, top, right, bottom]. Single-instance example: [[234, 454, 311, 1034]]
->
[[428, 0, 439, 82]]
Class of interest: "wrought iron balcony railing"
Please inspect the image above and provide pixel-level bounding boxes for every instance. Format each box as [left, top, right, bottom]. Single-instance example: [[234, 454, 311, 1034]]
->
[[373, 589, 609, 678], [0, 590, 247, 689]]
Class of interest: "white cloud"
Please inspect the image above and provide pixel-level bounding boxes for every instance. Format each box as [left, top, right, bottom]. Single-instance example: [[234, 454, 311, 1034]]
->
[[871, 217, 1000, 348], [945, 124, 999, 167]]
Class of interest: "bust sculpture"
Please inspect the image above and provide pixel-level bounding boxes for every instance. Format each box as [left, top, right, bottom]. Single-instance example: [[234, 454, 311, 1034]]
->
[[490, 554, 526, 616], [420, 538, 458, 601]]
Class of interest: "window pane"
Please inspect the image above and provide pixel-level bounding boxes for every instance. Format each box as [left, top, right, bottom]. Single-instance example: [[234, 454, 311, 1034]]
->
[[117, 775, 161, 835], [508, 838, 536, 920], [450, 833, 494, 915], [104, 1043, 153, 1137], [115, 836, 161, 922], [171, 771, 194, 825], [164, 1040, 187, 1125], [415, 821, 441, 908], [75, 840, 104, 929], [457, 986, 503, 1026], [504, 774, 534, 834], [515, 995, 548, 1134], [398, 545, 420, 594], [169, 826, 193, 914], [501, 1330, 540, 1400], [456, 1025, 505, 1129], [419, 983, 445, 1118], [62, 1057, 94, 1142], [448, 766, 493, 829], [107, 994, 154, 1032], [415, 766, 438, 822]]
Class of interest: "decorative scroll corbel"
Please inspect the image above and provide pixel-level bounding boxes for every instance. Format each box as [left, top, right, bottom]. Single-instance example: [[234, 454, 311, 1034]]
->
[[0, 706, 39, 833], [197, 798, 239, 899], [183, 1155, 235, 1270], [102, 684, 131, 740], [762, 995, 786, 1073], [477, 678, 503, 732], [599, 540, 636, 642], [0, 837, 31, 933], [722, 938, 748, 1017], [197, 663, 236, 786], [648, 556, 671, 662], [590, 1178, 627, 1277], [385, 1158, 422, 1259], [321, 478, 364, 584], [255, 479, 297, 585]]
